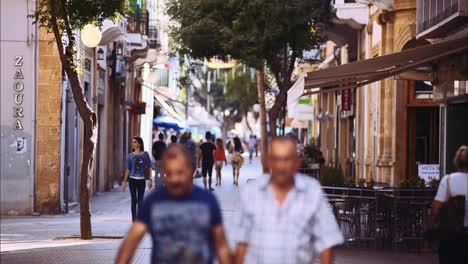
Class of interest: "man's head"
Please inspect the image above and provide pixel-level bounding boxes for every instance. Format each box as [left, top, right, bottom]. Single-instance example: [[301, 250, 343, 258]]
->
[[205, 131, 212, 141], [268, 136, 301, 187], [158, 133, 164, 141], [162, 144, 194, 197], [170, 135, 177, 143]]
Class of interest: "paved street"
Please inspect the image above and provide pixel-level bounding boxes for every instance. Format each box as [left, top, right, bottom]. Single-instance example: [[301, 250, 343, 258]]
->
[[1, 156, 438, 263]]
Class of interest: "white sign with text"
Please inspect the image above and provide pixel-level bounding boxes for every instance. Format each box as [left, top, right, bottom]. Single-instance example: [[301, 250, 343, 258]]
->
[[418, 164, 440, 183]]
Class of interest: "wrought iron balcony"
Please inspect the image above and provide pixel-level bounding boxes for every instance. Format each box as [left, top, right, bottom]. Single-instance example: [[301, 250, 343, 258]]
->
[[416, 0, 468, 38], [127, 3, 149, 35]]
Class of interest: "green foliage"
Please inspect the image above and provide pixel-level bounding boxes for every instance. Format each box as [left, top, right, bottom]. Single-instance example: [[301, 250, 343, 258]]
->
[[319, 166, 344, 187], [302, 144, 324, 165], [429, 178, 440, 189], [30, 0, 127, 32], [167, 0, 330, 74], [223, 66, 258, 116], [399, 177, 426, 189]]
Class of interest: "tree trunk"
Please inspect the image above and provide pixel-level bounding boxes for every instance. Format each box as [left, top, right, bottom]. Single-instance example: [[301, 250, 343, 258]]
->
[[256, 67, 269, 173], [49, 1, 95, 239], [244, 112, 253, 133], [268, 88, 288, 138]]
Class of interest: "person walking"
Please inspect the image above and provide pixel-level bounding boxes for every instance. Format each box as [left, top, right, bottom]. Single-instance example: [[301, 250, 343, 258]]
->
[[121, 136, 153, 222], [214, 138, 227, 187], [428, 145, 468, 264], [234, 136, 343, 264], [198, 132, 216, 191], [231, 137, 244, 186], [254, 135, 258, 157], [152, 133, 166, 187], [247, 135, 256, 164], [183, 131, 197, 168], [169, 134, 178, 146], [116, 145, 231, 264]]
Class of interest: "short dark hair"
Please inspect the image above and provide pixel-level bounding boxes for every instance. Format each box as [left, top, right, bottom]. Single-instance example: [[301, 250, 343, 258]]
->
[[205, 131, 212, 140], [162, 144, 194, 170], [270, 136, 297, 153], [170, 135, 178, 143], [158, 133, 164, 140]]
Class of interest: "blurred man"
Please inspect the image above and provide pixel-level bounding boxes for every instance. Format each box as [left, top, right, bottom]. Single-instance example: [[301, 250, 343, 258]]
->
[[234, 136, 343, 264], [116, 145, 231, 264], [152, 133, 166, 187]]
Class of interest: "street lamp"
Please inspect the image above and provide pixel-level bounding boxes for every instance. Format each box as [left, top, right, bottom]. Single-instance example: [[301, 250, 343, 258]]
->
[[117, 43, 123, 56], [81, 24, 102, 48], [97, 48, 105, 60]]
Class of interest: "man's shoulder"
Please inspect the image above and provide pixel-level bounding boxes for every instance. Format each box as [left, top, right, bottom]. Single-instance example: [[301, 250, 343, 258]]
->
[[295, 174, 322, 190]]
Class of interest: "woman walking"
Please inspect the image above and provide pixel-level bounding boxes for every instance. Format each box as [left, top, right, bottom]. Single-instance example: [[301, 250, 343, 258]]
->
[[214, 138, 227, 186], [429, 145, 468, 264], [122, 136, 153, 222], [231, 136, 244, 186]]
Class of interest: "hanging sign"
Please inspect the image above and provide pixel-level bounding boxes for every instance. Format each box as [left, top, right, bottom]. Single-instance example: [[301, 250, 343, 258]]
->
[[418, 164, 440, 183], [341, 88, 351, 111]]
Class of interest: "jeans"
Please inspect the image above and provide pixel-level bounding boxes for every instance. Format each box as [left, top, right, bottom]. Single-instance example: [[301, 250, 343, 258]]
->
[[153, 160, 164, 178], [129, 178, 146, 221]]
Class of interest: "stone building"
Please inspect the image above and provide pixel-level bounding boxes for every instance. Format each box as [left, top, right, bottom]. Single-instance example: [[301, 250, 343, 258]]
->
[[1, 0, 62, 214], [290, 0, 467, 186]]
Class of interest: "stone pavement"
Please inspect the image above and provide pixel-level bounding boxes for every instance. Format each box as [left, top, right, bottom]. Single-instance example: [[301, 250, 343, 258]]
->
[[1, 156, 438, 263]]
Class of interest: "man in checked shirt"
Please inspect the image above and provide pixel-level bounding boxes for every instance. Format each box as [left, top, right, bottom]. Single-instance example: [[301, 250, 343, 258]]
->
[[234, 136, 344, 264]]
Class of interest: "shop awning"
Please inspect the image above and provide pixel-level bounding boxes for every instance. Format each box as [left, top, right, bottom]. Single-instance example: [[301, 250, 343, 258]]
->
[[303, 37, 468, 95]]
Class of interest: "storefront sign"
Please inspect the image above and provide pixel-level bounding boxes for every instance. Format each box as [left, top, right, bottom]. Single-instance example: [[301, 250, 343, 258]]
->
[[418, 164, 440, 183], [13, 56, 25, 130], [341, 88, 351, 111]]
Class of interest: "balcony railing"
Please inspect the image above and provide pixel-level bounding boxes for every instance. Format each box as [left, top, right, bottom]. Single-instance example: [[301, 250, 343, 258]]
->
[[416, 0, 468, 38], [127, 4, 149, 35]]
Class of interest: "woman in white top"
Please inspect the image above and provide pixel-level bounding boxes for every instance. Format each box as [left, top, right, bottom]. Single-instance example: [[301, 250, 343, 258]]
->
[[431, 145, 468, 264]]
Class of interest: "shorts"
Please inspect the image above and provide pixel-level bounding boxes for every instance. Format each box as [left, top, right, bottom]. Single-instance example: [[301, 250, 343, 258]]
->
[[248, 148, 254, 155], [201, 162, 214, 178], [215, 161, 224, 169]]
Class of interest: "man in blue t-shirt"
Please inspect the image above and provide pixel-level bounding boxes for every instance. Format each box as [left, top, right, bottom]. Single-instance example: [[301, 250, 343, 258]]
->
[[116, 144, 231, 264]]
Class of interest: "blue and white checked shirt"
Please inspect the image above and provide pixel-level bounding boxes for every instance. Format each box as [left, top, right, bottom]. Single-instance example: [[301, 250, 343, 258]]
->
[[235, 174, 344, 264]]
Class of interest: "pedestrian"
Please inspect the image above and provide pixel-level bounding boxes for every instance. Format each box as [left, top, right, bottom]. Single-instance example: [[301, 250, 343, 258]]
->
[[121, 136, 153, 222], [247, 135, 256, 164], [231, 137, 244, 186], [198, 132, 217, 191], [215, 138, 227, 186], [116, 145, 231, 264], [152, 133, 166, 187], [254, 135, 258, 157], [183, 131, 197, 168], [234, 136, 343, 264], [428, 145, 468, 264], [169, 134, 178, 146]]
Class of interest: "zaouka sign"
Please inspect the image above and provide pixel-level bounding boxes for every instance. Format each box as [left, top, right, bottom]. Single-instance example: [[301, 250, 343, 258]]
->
[[13, 55, 25, 130]]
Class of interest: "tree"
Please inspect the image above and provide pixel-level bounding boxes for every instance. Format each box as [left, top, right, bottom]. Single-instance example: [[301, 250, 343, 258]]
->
[[167, 0, 329, 169], [31, 0, 127, 239]]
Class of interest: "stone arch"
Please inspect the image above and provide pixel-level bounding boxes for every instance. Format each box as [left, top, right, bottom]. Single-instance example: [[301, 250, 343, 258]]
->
[[395, 24, 415, 52]]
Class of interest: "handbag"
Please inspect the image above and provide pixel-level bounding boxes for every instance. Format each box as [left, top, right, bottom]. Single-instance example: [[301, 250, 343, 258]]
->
[[424, 174, 465, 240]]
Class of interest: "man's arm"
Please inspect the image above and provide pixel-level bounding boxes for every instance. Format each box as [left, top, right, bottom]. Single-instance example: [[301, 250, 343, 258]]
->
[[213, 225, 232, 264], [115, 221, 147, 264], [234, 242, 248, 264], [320, 248, 333, 264], [197, 148, 202, 167]]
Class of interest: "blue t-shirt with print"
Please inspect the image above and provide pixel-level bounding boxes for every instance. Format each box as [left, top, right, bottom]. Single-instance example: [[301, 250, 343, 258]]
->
[[126, 152, 152, 178], [137, 186, 222, 264]]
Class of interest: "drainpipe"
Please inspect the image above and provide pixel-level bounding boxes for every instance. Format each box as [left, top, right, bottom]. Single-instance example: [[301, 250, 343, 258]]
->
[[31, 0, 39, 215]]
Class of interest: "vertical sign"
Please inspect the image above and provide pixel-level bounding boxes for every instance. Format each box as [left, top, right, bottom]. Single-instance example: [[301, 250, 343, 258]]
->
[[13, 56, 25, 130], [341, 88, 351, 111]]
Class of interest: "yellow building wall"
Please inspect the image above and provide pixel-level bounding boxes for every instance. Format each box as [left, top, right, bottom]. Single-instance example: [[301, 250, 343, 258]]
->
[[35, 28, 62, 213]]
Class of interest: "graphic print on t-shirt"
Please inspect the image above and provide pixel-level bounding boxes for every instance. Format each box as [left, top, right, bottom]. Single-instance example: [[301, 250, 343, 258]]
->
[[149, 202, 212, 264], [131, 155, 146, 175]]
